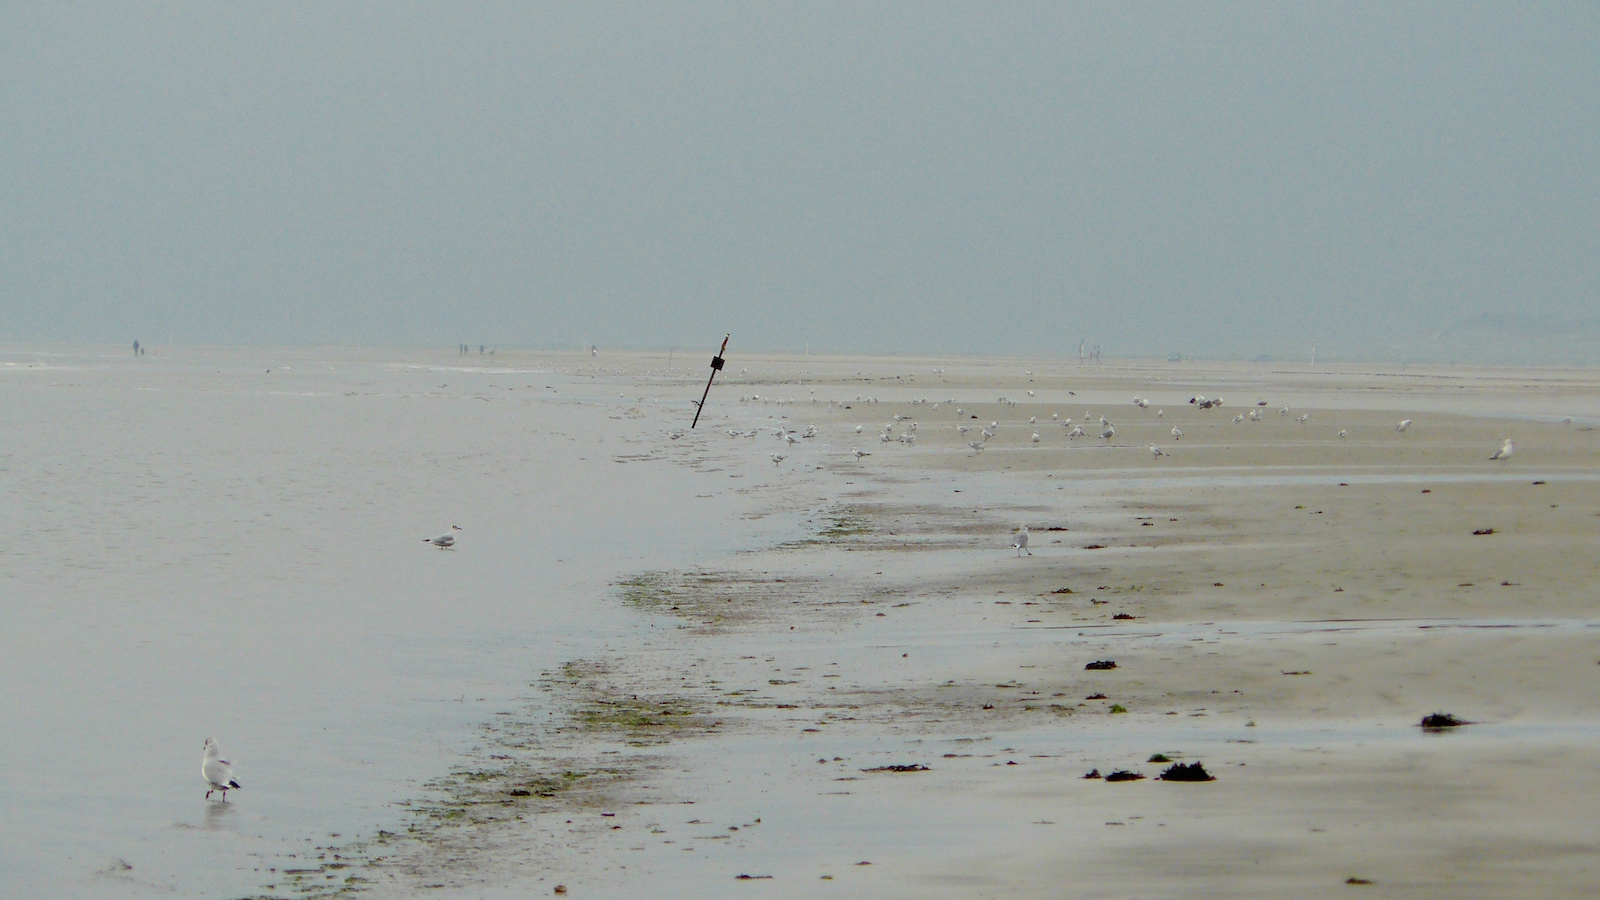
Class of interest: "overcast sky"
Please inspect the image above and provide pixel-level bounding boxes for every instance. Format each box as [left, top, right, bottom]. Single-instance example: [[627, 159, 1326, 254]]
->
[[3, 3, 1596, 358]]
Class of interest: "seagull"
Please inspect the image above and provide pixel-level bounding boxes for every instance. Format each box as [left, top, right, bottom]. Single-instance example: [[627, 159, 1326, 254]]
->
[[1233, 414, 1244, 424], [1100, 426, 1115, 440], [1338, 429, 1348, 439], [1396, 419, 1413, 432], [1012, 525, 1031, 556], [957, 424, 970, 435], [1279, 407, 1290, 416], [981, 427, 997, 440], [855, 424, 863, 433], [1029, 416, 1038, 424], [1068, 425, 1085, 439], [1171, 426, 1183, 440], [1297, 414, 1308, 424], [1156, 409, 1164, 418], [202, 738, 241, 801], [968, 441, 986, 453], [1150, 444, 1166, 458], [1031, 432, 1041, 445], [769, 453, 786, 466], [1248, 409, 1262, 422], [426, 525, 462, 549], [852, 449, 871, 461], [1489, 439, 1514, 462]]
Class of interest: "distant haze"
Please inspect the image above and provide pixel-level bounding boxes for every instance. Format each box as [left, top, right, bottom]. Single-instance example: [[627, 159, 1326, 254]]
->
[[3, 3, 1596, 362]]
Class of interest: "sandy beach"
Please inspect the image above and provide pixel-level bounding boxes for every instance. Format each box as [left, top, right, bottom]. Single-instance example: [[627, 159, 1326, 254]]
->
[[344, 352, 1600, 898], [5, 349, 1598, 898]]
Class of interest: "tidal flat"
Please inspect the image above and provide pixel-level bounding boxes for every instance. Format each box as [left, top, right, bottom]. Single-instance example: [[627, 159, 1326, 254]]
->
[[5, 347, 1599, 897]]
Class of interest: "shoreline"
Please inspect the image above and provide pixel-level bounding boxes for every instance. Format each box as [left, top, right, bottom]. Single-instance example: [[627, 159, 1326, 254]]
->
[[331, 354, 1600, 897]]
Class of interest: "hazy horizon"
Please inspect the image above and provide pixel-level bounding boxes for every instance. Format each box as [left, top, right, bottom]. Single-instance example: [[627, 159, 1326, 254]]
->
[[4, 3, 1596, 363]]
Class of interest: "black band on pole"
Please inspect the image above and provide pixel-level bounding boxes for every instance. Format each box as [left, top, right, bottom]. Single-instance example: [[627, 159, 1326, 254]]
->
[[691, 334, 730, 429]]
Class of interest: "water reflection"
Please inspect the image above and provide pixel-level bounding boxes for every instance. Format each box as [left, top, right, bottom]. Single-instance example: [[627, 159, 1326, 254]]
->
[[203, 800, 236, 832]]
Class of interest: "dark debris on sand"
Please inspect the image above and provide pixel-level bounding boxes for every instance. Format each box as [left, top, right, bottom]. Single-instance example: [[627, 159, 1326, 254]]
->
[[1104, 770, 1145, 782], [1420, 712, 1470, 729], [861, 764, 930, 773], [1082, 768, 1102, 779], [1158, 761, 1216, 782], [1085, 660, 1117, 670]]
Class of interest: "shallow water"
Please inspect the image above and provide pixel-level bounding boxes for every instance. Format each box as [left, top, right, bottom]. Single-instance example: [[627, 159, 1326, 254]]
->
[[0, 347, 795, 898]]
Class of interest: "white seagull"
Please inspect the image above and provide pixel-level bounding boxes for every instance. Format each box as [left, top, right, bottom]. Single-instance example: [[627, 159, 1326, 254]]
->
[[201, 738, 241, 801], [1011, 525, 1031, 556], [1170, 426, 1183, 440], [1150, 444, 1166, 458], [852, 449, 871, 461], [769, 453, 786, 466], [1233, 414, 1244, 424], [1489, 439, 1514, 462], [426, 525, 462, 549], [1031, 432, 1041, 445], [1338, 429, 1348, 439], [968, 441, 986, 454], [1396, 419, 1413, 433]]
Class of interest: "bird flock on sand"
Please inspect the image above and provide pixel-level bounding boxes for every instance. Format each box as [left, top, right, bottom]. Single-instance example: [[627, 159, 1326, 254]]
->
[[684, 370, 1534, 480]]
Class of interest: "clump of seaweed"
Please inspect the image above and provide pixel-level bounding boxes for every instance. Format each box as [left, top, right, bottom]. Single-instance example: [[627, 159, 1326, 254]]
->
[[1420, 712, 1470, 730], [1104, 770, 1145, 782], [861, 764, 929, 773], [1082, 768, 1102, 779], [1084, 660, 1117, 670], [1108, 704, 1128, 714], [1158, 761, 1215, 782], [1147, 753, 1171, 763]]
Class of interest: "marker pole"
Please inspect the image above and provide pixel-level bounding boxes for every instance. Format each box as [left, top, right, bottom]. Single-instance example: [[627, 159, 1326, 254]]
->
[[691, 334, 730, 429]]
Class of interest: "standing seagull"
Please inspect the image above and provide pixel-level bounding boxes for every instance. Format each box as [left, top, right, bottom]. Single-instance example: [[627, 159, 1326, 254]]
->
[[1170, 426, 1183, 441], [1396, 419, 1413, 433], [1489, 439, 1514, 462], [1012, 525, 1031, 556], [1149, 444, 1167, 458], [201, 738, 241, 801], [426, 525, 462, 549], [852, 449, 871, 461]]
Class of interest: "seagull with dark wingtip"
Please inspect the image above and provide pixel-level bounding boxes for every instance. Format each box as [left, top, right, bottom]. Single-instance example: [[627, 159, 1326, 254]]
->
[[426, 525, 462, 549], [201, 738, 241, 801]]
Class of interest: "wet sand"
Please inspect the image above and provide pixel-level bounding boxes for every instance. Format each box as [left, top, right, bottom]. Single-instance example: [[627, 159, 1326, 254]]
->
[[8, 349, 1598, 898], [349, 354, 1600, 898]]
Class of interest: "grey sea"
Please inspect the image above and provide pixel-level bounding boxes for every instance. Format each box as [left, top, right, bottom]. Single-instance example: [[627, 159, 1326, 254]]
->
[[0, 346, 786, 898]]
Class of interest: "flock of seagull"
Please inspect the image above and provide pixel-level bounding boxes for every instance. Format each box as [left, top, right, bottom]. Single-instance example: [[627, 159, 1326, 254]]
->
[[716, 385, 1522, 473]]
